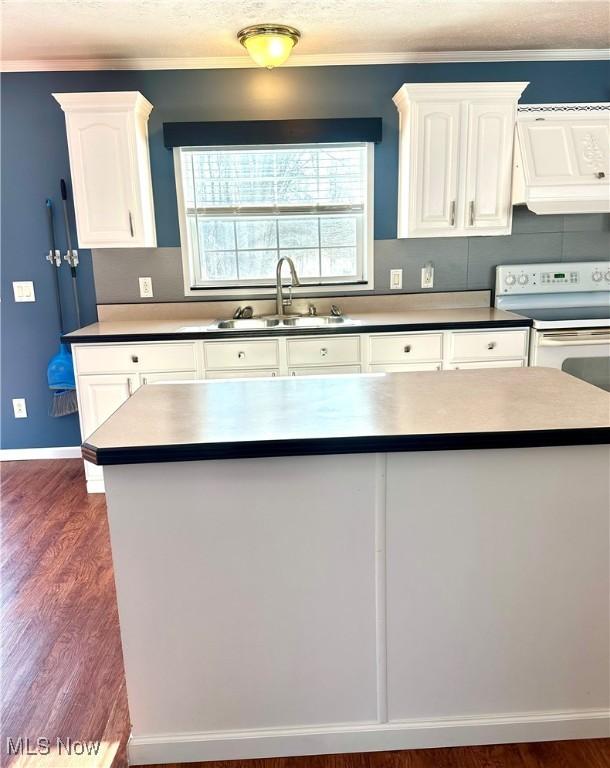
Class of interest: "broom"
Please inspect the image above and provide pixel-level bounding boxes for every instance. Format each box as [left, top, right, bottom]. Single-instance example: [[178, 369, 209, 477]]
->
[[46, 198, 79, 417]]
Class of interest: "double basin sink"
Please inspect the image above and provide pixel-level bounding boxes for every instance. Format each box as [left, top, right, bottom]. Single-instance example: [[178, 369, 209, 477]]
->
[[209, 315, 356, 331]]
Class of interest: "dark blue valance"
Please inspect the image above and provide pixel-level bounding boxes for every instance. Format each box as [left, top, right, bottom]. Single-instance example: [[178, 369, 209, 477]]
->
[[163, 117, 382, 148]]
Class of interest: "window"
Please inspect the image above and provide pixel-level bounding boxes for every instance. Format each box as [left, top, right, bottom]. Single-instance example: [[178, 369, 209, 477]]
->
[[175, 143, 373, 294]]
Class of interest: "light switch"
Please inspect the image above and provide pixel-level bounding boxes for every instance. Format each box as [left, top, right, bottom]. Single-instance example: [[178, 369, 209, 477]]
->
[[12, 398, 27, 418], [390, 269, 403, 290], [13, 281, 35, 302], [139, 276, 154, 298]]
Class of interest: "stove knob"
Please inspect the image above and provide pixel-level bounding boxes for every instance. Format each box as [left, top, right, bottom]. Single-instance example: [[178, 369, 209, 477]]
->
[[592, 270, 603, 282], [505, 274, 516, 286], [517, 274, 529, 285]]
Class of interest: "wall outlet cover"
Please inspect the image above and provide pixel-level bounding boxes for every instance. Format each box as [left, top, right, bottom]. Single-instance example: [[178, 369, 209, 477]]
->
[[421, 265, 434, 289], [139, 276, 154, 298], [13, 281, 35, 302], [390, 269, 403, 290], [12, 398, 27, 418]]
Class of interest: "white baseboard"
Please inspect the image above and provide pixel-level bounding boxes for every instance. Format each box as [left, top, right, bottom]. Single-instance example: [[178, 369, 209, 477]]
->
[[128, 709, 610, 765], [86, 479, 106, 494], [0, 446, 81, 461]]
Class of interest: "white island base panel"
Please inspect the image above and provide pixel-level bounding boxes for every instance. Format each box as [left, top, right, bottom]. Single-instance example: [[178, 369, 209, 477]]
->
[[102, 445, 610, 766]]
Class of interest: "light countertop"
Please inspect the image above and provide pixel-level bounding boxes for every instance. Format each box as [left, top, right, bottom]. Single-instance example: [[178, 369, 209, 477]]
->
[[83, 367, 610, 465], [65, 307, 530, 343]]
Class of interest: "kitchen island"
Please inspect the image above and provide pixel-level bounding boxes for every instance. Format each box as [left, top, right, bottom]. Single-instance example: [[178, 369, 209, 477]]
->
[[85, 368, 610, 766]]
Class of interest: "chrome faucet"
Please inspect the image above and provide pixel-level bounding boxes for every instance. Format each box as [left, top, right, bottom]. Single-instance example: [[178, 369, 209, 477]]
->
[[275, 257, 301, 317]]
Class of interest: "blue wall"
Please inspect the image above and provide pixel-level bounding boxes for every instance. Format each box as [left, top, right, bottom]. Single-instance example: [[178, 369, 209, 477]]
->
[[1, 60, 609, 449]]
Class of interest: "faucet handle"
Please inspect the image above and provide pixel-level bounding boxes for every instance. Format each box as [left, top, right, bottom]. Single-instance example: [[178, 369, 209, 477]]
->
[[308, 303, 318, 316], [241, 305, 254, 319], [330, 304, 343, 317], [232, 306, 243, 319]]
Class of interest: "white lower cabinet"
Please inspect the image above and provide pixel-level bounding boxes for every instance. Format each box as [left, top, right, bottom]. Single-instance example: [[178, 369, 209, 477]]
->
[[448, 359, 525, 370], [370, 362, 442, 373], [289, 365, 362, 376], [206, 369, 279, 379]]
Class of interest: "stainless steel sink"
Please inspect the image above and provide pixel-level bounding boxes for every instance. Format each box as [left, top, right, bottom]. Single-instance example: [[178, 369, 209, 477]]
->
[[214, 318, 281, 330], [208, 315, 356, 331], [280, 316, 354, 327]]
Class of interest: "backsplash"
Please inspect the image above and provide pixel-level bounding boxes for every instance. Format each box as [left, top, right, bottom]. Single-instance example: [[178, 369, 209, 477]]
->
[[92, 208, 610, 304]]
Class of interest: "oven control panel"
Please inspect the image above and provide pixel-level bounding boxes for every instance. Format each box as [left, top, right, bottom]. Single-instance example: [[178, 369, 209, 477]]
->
[[496, 261, 610, 295]]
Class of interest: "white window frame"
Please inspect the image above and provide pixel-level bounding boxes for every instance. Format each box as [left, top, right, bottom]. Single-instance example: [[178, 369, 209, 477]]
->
[[174, 143, 375, 298]]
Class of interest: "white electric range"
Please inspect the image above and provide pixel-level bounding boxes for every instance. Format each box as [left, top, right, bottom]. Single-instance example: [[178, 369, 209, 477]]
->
[[495, 261, 610, 391]]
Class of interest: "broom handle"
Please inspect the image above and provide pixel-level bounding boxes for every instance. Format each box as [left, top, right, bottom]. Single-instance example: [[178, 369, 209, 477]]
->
[[46, 199, 64, 334], [60, 179, 81, 328]]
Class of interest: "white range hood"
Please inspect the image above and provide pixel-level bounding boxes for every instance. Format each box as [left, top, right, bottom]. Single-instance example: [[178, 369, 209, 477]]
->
[[513, 103, 610, 215]]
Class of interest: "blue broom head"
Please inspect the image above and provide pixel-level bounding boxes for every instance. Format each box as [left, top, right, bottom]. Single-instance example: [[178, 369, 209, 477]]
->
[[47, 343, 76, 390]]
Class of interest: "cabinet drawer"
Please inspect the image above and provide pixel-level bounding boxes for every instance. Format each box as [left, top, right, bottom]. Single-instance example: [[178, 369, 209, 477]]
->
[[448, 359, 525, 370], [75, 342, 197, 374], [204, 340, 279, 370], [289, 365, 362, 376], [370, 333, 442, 364], [448, 330, 528, 361], [370, 362, 441, 373], [287, 336, 360, 366], [206, 368, 279, 379]]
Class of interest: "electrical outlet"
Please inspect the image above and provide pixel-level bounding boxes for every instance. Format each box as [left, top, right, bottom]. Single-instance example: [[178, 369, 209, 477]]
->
[[390, 269, 403, 290], [13, 281, 35, 302], [139, 277, 154, 298], [12, 398, 27, 418], [421, 264, 434, 289]]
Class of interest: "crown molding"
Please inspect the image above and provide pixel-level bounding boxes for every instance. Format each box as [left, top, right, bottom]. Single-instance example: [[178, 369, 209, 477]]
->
[[1, 48, 609, 73]]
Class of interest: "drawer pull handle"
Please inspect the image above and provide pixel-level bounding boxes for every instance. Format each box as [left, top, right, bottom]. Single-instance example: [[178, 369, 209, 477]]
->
[[131, 355, 139, 363], [487, 342, 496, 350], [596, 171, 605, 179], [320, 347, 328, 357], [237, 351, 246, 359], [404, 345, 411, 353]]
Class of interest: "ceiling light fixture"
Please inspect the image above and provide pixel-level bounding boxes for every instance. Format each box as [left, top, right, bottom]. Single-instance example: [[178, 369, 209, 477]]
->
[[237, 24, 301, 69]]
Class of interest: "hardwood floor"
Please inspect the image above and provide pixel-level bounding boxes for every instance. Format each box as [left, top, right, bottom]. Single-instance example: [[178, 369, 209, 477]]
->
[[1, 459, 609, 768], [1, 459, 130, 768]]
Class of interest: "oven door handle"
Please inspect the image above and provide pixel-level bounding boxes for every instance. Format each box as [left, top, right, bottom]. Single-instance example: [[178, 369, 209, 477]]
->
[[538, 331, 610, 346]]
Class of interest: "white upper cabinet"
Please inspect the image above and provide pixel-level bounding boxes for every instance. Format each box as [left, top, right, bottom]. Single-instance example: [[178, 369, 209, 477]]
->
[[53, 91, 157, 248], [393, 83, 528, 238], [514, 104, 610, 214]]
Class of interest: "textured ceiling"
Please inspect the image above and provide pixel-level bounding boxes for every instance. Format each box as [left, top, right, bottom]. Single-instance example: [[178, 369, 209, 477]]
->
[[1, 0, 609, 62]]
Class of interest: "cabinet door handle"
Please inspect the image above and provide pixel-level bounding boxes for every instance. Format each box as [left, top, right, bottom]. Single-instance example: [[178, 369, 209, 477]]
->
[[128, 211, 134, 237], [142, 376, 148, 385], [291, 371, 296, 376], [271, 371, 276, 377], [320, 347, 328, 357], [127, 377, 133, 396], [487, 341, 496, 350], [596, 171, 606, 179], [237, 351, 246, 359], [449, 200, 456, 227], [403, 345, 411, 353], [469, 201, 475, 226], [131, 355, 139, 363]]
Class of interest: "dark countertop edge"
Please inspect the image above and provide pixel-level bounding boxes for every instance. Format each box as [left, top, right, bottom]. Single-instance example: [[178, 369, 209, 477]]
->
[[82, 426, 610, 466], [63, 317, 532, 344]]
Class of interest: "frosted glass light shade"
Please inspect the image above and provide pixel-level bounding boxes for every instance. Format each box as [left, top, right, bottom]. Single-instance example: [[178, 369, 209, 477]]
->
[[238, 25, 301, 69]]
